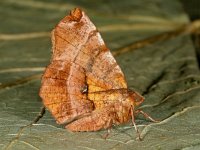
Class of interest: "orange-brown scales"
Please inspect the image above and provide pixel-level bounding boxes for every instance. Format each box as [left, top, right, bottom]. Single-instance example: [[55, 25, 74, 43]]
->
[[40, 8, 157, 140]]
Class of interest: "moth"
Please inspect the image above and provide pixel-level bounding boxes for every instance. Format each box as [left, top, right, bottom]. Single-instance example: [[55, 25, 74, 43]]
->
[[39, 8, 157, 140]]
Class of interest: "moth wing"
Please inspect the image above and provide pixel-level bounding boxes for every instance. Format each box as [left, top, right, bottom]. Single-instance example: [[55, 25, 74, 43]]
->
[[40, 8, 96, 124], [40, 8, 128, 124]]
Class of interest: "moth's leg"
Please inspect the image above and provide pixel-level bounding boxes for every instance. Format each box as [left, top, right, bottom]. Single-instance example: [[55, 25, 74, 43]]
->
[[131, 106, 142, 140], [102, 122, 112, 139], [65, 108, 114, 132], [135, 109, 159, 123], [32, 106, 46, 124]]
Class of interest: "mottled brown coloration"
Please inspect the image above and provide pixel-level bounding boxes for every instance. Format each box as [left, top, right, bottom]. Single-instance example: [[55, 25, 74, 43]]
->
[[40, 8, 157, 139]]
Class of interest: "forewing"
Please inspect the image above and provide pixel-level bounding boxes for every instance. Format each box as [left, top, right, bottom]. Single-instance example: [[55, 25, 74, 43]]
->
[[40, 8, 128, 124], [40, 8, 96, 124], [86, 49, 128, 92]]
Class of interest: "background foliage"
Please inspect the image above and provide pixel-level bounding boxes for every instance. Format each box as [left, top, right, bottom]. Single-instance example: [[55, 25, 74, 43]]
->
[[0, 0, 200, 149]]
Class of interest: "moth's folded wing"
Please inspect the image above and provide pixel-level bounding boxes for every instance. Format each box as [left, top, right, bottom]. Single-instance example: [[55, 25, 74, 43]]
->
[[67, 14, 128, 92], [40, 61, 94, 124], [40, 8, 127, 124], [40, 8, 97, 124], [86, 49, 128, 92]]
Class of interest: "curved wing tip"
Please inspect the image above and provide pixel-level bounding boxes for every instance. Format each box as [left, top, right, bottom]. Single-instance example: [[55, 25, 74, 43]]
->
[[69, 7, 83, 22]]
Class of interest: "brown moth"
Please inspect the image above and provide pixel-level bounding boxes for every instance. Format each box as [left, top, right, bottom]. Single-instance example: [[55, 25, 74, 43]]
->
[[39, 8, 157, 140]]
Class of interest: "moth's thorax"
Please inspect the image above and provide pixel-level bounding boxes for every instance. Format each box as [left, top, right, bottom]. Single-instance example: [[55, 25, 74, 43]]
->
[[112, 100, 131, 124], [112, 91, 144, 124]]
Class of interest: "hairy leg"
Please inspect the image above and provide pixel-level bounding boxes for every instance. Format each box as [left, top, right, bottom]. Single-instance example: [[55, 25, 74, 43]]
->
[[131, 106, 142, 140], [135, 109, 159, 123], [102, 126, 112, 139]]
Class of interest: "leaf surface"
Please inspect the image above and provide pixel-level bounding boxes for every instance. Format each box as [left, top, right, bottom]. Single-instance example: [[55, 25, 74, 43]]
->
[[0, 0, 200, 150]]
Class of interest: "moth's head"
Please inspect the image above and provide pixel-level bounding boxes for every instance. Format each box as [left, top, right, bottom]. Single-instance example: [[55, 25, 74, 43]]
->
[[128, 90, 144, 106]]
